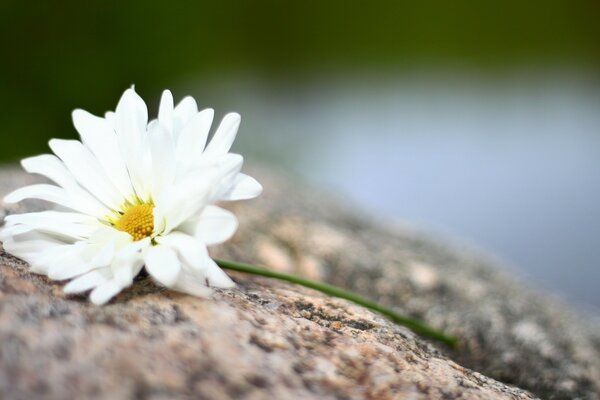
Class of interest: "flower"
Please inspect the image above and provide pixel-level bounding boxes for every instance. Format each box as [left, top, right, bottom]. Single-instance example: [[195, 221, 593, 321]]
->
[[0, 87, 262, 305]]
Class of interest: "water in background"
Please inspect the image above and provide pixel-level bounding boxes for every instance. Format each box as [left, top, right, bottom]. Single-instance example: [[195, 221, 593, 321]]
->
[[195, 72, 600, 310]]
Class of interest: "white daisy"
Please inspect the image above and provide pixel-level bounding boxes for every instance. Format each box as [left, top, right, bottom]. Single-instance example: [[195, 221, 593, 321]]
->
[[0, 87, 262, 305]]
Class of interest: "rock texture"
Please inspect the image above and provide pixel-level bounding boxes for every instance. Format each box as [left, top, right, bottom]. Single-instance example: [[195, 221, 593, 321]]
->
[[0, 166, 599, 399]]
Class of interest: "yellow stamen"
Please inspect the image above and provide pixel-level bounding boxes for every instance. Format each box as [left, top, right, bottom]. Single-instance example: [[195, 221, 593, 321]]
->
[[113, 203, 154, 241]]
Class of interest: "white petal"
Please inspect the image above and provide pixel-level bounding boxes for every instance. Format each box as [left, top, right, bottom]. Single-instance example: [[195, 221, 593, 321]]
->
[[207, 154, 245, 202], [148, 122, 176, 197], [48, 244, 92, 280], [86, 224, 129, 243], [115, 87, 151, 202], [173, 96, 198, 134], [176, 109, 214, 170], [64, 268, 111, 294], [50, 261, 93, 281], [19, 156, 111, 217], [170, 269, 214, 298], [89, 241, 116, 268], [26, 251, 65, 274], [114, 237, 151, 257], [4, 211, 98, 240], [72, 109, 135, 201], [144, 245, 181, 287], [204, 257, 235, 288], [3, 184, 100, 216], [180, 153, 244, 205], [2, 236, 66, 272], [153, 163, 226, 233], [90, 280, 123, 305], [158, 90, 174, 134], [108, 239, 149, 287], [113, 257, 144, 288], [170, 155, 242, 232], [1, 230, 67, 243], [4, 210, 95, 226], [22, 154, 77, 189], [115, 87, 148, 144], [194, 205, 238, 246], [157, 232, 210, 271], [1, 237, 62, 255], [2, 221, 96, 241], [204, 112, 241, 156], [49, 139, 124, 210], [104, 111, 116, 127], [219, 173, 263, 201]]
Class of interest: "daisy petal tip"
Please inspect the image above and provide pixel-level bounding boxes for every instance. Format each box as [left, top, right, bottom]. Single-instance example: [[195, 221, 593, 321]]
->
[[90, 295, 110, 306], [63, 282, 87, 295], [47, 271, 62, 281], [205, 261, 236, 289], [71, 109, 97, 131], [3, 191, 19, 204], [47, 138, 67, 153], [145, 246, 181, 287], [63, 286, 77, 295], [120, 86, 143, 104], [210, 278, 236, 290], [161, 89, 173, 101], [226, 112, 241, 122], [254, 181, 264, 196], [71, 108, 85, 121], [20, 155, 42, 172], [215, 279, 236, 289], [90, 281, 122, 306]]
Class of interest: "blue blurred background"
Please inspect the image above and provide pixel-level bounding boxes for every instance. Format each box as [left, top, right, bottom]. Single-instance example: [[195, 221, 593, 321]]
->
[[1, 1, 599, 309]]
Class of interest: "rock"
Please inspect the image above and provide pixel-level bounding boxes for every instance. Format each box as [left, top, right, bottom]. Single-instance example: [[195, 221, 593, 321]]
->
[[0, 166, 598, 399]]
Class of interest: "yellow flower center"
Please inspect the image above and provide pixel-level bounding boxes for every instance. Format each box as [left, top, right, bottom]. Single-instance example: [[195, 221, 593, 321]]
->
[[113, 203, 154, 241]]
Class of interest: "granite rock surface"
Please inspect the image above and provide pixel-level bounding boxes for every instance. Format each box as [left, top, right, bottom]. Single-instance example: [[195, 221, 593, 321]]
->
[[1, 166, 599, 399]]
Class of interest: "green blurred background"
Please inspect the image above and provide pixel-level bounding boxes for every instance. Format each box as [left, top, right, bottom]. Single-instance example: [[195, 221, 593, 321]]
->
[[1, 0, 600, 309], [1, 0, 599, 160]]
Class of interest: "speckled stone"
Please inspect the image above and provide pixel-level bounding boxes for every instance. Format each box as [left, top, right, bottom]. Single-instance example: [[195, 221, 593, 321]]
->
[[0, 166, 598, 399]]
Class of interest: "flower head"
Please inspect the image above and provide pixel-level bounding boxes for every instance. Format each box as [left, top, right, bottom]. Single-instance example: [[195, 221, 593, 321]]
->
[[1, 87, 262, 304]]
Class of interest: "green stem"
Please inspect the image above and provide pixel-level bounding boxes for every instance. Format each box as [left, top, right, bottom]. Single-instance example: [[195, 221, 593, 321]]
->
[[215, 259, 458, 348]]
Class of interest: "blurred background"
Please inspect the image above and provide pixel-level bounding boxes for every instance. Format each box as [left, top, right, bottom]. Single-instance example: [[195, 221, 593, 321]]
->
[[1, 1, 599, 309]]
